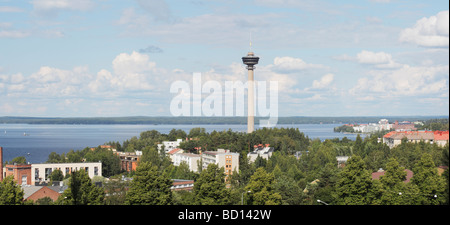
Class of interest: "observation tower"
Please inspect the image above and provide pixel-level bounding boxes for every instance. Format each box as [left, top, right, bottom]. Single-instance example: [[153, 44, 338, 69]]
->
[[242, 51, 259, 133]]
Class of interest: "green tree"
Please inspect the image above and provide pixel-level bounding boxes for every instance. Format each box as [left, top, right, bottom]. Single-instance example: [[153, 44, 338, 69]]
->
[[49, 169, 64, 182], [125, 162, 173, 205], [0, 176, 24, 205], [58, 170, 105, 205], [372, 157, 420, 205], [411, 153, 446, 205], [245, 167, 282, 205], [194, 163, 230, 205], [334, 155, 374, 205]]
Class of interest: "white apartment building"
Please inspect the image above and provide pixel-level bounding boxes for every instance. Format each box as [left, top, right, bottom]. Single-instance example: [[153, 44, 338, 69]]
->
[[201, 149, 239, 176], [171, 149, 239, 176], [172, 153, 201, 173], [247, 144, 274, 163], [32, 162, 102, 184], [158, 139, 183, 153]]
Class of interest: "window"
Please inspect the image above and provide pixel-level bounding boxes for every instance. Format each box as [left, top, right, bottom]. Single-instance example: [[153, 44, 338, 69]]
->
[[94, 167, 98, 176], [21, 175, 27, 185], [35, 168, 39, 180], [45, 168, 52, 180]]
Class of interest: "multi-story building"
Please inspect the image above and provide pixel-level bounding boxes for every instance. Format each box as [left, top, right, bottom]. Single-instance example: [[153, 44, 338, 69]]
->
[[117, 151, 142, 172], [32, 162, 102, 184], [171, 149, 240, 177], [158, 139, 183, 154], [172, 152, 201, 173], [247, 144, 274, 163], [383, 130, 449, 148], [202, 149, 239, 177]]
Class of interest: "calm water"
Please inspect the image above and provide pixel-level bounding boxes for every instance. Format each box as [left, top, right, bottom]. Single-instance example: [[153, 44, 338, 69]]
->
[[0, 123, 364, 163]]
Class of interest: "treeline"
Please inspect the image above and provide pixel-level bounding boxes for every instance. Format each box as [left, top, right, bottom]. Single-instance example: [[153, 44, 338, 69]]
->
[[1, 116, 447, 125], [1, 127, 448, 205]]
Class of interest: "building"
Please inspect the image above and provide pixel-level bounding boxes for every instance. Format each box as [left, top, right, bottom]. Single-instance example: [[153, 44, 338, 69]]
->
[[22, 185, 67, 202], [202, 149, 239, 177], [393, 120, 416, 131], [172, 153, 201, 173], [32, 162, 102, 184], [247, 144, 274, 163], [171, 179, 194, 191], [171, 149, 240, 178], [117, 151, 142, 172], [167, 148, 184, 162], [3, 163, 32, 185], [383, 130, 449, 148], [158, 139, 183, 154], [336, 156, 349, 168], [242, 51, 259, 133]]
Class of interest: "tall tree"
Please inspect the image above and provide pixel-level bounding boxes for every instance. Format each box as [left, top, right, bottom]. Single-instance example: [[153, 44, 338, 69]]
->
[[58, 170, 105, 205], [245, 167, 282, 205], [411, 153, 446, 205], [125, 162, 173, 205], [0, 176, 24, 205], [194, 163, 230, 205], [334, 155, 374, 205]]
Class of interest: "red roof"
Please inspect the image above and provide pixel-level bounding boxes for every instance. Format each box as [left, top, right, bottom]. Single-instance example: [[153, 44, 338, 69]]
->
[[434, 131, 449, 141], [168, 148, 183, 155], [371, 169, 413, 183]]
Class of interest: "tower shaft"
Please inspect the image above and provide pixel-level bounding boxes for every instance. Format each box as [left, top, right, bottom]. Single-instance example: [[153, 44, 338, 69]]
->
[[247, 68, 255, 133]]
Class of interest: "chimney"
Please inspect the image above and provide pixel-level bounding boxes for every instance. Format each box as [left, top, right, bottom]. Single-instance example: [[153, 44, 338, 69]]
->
[[0, 147, 3, 182]]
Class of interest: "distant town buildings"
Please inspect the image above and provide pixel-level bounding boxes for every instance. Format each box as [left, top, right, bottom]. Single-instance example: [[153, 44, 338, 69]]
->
[[383, 130, 449, 148], [343, 119, 421, 133]]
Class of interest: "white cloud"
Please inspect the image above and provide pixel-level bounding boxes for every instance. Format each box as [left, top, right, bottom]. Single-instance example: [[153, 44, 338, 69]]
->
[[269, 56, 326, 73], [350, 64, 449, 98], [0, 30, 31, 38], [353, 50, 403, 69], [31, 0, 95, 11], [399, 10, 449, 47], [312, 73, 334, 89], [357, 50, 392, 64]]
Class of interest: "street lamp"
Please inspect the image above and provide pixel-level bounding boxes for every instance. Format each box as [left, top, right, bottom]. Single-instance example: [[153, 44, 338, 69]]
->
[[317, 199, 329, 205], [242, 190, 251, 205]]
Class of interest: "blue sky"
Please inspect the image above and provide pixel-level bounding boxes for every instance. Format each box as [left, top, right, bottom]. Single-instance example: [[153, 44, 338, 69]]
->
[[0, 0, 448, 117]]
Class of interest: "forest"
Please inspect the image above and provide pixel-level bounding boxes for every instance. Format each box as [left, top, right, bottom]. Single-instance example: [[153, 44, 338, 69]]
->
[[2, 125, 448, 205]]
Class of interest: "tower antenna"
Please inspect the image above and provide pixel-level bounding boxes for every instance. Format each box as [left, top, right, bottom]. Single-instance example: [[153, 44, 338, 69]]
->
[[249, 32, 252, 51]]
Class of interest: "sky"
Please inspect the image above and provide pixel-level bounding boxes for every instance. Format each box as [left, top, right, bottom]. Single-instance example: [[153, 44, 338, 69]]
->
[[0, 0, 448, 118]]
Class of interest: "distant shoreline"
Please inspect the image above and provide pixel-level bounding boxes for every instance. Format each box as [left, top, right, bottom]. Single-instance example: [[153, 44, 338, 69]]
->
[[0, 116, 447, 125]]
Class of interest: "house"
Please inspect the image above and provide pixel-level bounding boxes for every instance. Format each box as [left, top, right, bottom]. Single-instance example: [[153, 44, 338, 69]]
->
[[22, 185, 67, 202], [371, 168, 413, 183], [247, 144, 274, 163], [336, 156, 349, 168]]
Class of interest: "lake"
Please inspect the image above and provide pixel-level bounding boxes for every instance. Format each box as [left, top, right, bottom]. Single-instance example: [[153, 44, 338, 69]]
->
[[0, 123, 365, 163]]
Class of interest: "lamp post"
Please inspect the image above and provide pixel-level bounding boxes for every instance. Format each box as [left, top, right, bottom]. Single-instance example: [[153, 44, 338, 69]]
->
[[317, 199, 329, 205], [242, 190, 251, 205]]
